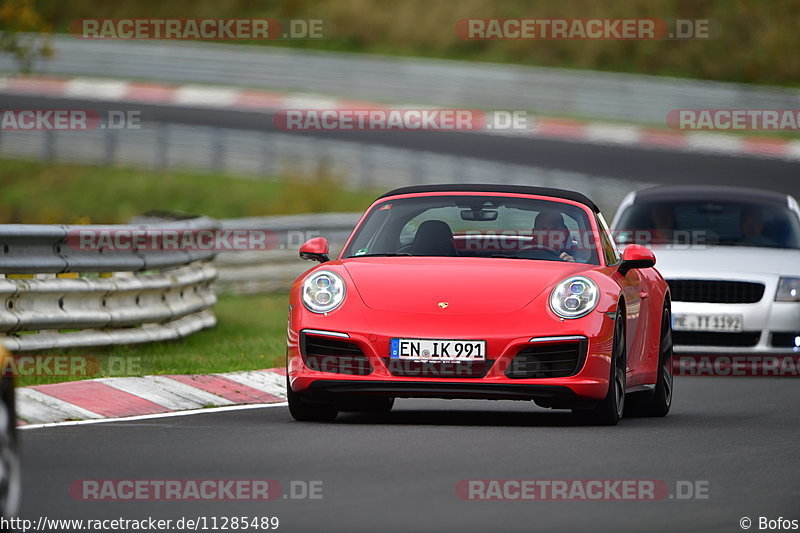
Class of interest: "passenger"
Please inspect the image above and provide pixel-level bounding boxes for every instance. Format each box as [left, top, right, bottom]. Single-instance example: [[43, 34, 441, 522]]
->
[[739, 206, 775, 246]]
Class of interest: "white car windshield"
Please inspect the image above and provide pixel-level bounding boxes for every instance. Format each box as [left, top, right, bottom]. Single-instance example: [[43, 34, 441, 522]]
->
[[616, 199, 800, 249]]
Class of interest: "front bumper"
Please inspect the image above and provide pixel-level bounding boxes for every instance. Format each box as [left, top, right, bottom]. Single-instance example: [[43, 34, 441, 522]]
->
[[287, 312, 619, 405], [672, 300, 800, 354]]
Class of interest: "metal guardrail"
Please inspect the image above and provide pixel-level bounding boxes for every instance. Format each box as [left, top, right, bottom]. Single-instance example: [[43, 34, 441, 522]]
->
[[213, 213, 359, 295], [3, 36, 800, 124], [0, 218, 219, 351], [0, 217, 219, 274]]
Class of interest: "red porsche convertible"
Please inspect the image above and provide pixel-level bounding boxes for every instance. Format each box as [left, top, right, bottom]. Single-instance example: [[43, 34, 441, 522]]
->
[[286, 185, 673, 425]]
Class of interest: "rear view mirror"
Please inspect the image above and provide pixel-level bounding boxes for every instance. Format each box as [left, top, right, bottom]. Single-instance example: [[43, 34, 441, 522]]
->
[[461, 209, 498, 221]]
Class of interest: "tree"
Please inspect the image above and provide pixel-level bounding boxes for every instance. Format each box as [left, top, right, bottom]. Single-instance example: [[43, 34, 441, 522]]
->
[[0, 0, 52, 73]]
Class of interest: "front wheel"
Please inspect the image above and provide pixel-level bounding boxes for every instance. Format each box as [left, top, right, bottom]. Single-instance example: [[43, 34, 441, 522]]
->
[[629, 303, 673, 417], [573, 306, 626, 426], [286, 376, 338, 422]]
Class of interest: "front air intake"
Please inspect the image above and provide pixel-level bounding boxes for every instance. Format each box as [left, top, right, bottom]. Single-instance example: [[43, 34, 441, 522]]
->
[[301, 334, 372, 375], [505, 340, 587, 379]]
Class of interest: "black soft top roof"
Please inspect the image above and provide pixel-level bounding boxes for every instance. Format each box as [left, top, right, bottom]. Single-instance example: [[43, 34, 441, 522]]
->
[[379, 184, 600, 212]]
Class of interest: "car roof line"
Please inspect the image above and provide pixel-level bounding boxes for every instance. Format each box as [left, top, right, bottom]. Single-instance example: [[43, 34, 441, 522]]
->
[[377, 184, 600, 212]]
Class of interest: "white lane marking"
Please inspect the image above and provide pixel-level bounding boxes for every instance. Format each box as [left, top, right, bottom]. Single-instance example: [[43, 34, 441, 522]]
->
[[16, 388, 102, 424], [19, 402, 288, 430], [173, 85, 240, 107], [280, 94, 340, 109], [219, 370, 287, 398], [585, 124, 643, 144], [684, 132, 744, 153], [64, 78, 129, 100], [785, 140, 800, 160], [96, 376, 214, 411]]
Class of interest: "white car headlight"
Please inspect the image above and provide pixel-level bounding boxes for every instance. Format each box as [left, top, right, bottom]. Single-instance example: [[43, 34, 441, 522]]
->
[[549, 276, 599, 319], [775, 277, 800, 302], [302, 270, 346, 313]]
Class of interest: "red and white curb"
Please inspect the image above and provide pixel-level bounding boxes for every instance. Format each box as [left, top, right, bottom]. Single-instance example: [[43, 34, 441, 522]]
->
[[16, 368, 287, 426], [1, 75, 799, 162]]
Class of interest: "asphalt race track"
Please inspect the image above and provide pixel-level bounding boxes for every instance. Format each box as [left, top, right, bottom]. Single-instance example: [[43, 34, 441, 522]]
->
[[4, 94, 800, 201], [20, 377, 799, 533], [9, 93, 800, 533]]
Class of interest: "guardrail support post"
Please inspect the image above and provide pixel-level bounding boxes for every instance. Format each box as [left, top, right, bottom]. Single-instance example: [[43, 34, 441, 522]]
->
[[103, 128, 117, 166], [42, 130, 55, 162], [155, 124, 168, 170], [211, 128, 225, 171]]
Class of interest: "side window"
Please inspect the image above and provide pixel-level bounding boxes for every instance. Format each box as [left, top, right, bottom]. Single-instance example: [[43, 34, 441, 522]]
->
[[596, 213, 620, 265]]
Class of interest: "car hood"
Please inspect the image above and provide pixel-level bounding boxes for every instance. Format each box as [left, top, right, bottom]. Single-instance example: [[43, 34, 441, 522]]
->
[[342, 257, 589, 314], [652, 245, 800, 279]]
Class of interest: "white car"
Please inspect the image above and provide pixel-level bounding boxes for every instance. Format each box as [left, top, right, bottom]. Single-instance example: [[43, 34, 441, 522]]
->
[[612, 185, 800, 354]]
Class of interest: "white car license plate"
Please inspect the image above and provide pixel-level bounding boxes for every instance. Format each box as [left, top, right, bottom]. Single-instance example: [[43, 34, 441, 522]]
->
[[673, 313, 743, 332], [390, 338, 486, 361]]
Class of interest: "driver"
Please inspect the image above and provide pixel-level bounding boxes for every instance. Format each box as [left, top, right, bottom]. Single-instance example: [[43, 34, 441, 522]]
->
[[531, 209, 577, 262]]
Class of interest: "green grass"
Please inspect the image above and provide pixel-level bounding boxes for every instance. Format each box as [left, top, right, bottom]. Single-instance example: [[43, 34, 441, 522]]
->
[[28, 0, 800, 86], [15, 293, 290, 387], [0, 159, 379, 224]]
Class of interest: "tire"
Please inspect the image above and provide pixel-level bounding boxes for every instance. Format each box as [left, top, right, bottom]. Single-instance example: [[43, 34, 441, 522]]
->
[[337, 397, 394, 413], [632, 303, 674, 417], [286, 375, 338, 422], [0, 376, 21, 521], [574, 305, 626, 426]]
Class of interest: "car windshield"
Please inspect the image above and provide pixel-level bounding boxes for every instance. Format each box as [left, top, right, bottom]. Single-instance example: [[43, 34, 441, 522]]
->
[[341, 195, 601, 265], [615, 199, 800, 249]]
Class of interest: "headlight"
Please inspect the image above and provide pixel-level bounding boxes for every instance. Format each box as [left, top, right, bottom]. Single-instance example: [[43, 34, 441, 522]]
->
[[549, 276, 599, 319], [775, 277, 800, 302], [302, 270, 346, 313]]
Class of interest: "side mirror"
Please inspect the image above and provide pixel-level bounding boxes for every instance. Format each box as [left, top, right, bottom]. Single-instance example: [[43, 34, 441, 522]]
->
[[299, 237, 330, 263], [618, 244, 655, 275]]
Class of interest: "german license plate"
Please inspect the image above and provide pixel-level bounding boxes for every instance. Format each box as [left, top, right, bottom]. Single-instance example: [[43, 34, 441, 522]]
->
[[390, 338, 486, 361], [673, 314, 743, 332]]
